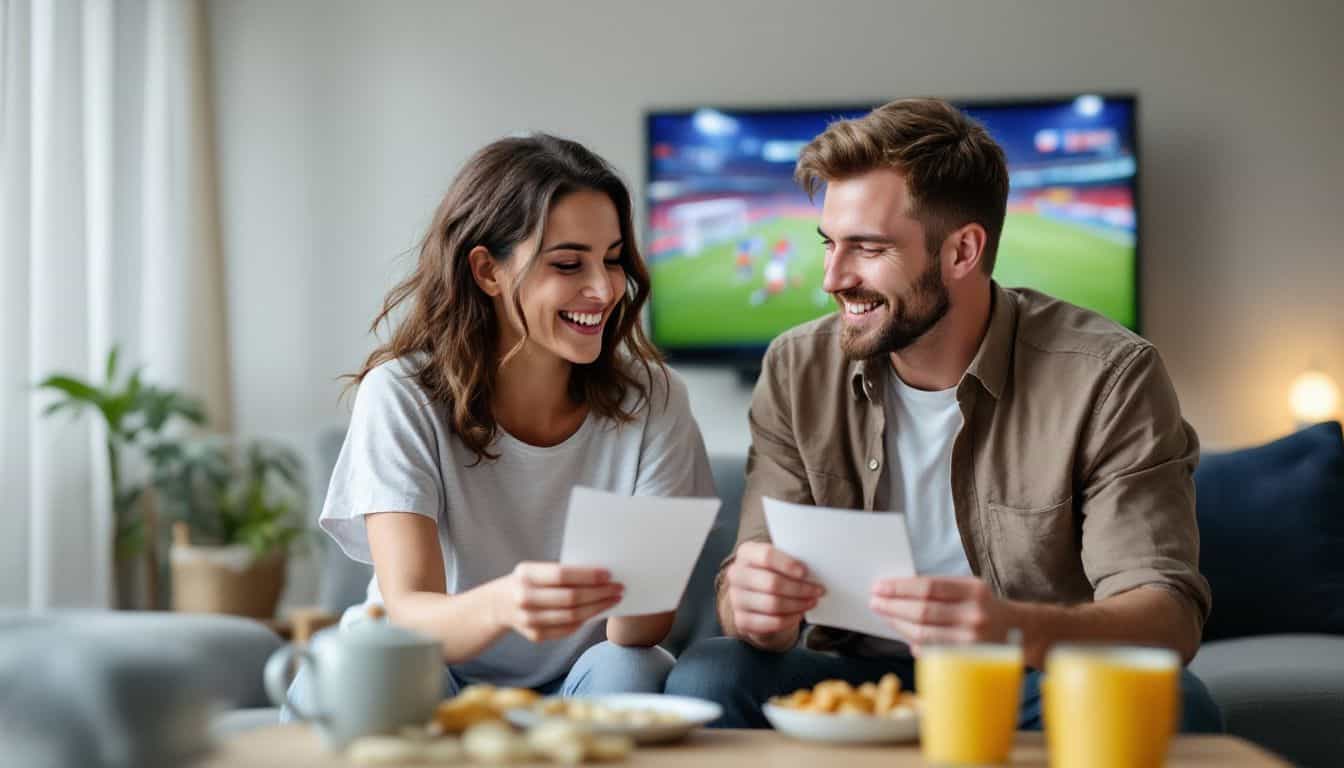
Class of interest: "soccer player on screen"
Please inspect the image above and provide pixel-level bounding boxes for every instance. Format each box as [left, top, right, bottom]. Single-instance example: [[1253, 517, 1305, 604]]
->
[[735, 237, 755, 282]]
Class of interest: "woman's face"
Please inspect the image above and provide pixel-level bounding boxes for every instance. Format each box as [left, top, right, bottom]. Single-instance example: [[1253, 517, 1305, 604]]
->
[[495, 188, 628, 366]]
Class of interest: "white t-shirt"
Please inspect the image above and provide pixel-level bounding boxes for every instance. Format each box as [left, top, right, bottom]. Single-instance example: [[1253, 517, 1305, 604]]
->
[[319, 357, 715, 688], [885, 372, 973, 577]]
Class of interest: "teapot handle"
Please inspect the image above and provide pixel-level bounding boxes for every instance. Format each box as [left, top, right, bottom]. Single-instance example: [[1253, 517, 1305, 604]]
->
[[264, 644, 323, 722]]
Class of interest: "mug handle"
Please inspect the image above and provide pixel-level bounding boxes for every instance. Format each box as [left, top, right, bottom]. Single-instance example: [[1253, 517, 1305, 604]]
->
[[264, 644, 323, 722]]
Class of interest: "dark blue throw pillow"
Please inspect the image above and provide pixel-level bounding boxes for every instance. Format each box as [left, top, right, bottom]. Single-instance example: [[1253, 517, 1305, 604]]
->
[[1195, 420, 1344, 641]]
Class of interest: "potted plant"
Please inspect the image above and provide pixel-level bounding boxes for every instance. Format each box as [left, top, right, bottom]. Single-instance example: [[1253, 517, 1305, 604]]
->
[[37, 347, 206, 609], [150, 436, 309, 618]]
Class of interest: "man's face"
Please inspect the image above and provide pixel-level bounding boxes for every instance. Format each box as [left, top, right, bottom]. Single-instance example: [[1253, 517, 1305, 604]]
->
[[818, 168, 950, 360]]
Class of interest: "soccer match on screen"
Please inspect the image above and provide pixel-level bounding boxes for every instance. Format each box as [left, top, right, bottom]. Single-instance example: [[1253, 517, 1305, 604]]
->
[[646, 95, 1138, 352]]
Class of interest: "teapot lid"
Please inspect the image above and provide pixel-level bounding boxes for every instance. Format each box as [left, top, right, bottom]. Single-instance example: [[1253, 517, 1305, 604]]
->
[[321, 620, 438, 649]]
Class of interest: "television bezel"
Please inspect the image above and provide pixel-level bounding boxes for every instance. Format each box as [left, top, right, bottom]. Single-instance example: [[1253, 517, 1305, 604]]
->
[[642, 93, 1142, 367]]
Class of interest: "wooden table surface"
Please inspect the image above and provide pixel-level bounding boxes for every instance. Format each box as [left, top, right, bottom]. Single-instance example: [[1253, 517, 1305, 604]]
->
[[205, 724, 1290, 767]]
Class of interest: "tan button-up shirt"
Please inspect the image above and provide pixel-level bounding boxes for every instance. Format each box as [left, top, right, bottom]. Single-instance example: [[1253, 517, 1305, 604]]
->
[[721, 283, 1211, 650]]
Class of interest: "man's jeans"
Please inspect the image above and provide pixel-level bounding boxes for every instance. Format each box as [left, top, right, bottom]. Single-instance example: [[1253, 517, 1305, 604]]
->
[[664, 638, 1224, 733]]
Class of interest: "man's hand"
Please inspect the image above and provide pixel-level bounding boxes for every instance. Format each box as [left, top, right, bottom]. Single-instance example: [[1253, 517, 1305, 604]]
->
[[724, 542, 825, 651], [870, 576, 1016, 655]]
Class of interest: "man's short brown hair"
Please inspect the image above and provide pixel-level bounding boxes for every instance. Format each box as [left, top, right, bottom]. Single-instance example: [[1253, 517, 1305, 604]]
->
[[795, 98, 1009, 274]]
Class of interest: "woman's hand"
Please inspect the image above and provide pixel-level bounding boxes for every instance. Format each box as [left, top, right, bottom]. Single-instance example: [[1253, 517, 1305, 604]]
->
[[491, 562, 624, 642]]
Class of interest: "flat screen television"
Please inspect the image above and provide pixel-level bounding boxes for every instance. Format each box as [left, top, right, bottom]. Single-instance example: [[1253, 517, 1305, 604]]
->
[[644, 94, 1140, 365]]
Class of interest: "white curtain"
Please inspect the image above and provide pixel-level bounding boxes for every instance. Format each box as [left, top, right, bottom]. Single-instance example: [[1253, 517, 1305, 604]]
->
[[0, 0, 231, 610]]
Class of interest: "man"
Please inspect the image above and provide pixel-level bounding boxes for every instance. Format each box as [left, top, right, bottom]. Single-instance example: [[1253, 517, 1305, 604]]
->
[[664, 98, 1222, 732]]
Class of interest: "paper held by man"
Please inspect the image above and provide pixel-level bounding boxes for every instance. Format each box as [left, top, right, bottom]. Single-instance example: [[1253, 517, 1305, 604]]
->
[[763, 496, 917, 641]]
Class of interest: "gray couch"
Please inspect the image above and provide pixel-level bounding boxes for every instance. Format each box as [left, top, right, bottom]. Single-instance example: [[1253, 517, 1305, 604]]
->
[[8, 435, 1342, 767]]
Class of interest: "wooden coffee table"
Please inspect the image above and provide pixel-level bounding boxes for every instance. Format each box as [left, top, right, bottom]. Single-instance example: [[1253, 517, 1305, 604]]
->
[[207, 724, 1289, 766]]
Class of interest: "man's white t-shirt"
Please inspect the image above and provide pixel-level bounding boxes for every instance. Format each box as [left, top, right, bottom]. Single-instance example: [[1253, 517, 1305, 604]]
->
[[885, 372, 973, 577], [319, 357, 715, 688]]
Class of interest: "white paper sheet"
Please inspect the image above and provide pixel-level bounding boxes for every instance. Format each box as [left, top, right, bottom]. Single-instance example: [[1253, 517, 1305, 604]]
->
[[559, 486, 721, 619], [763, 496, 916, 641]]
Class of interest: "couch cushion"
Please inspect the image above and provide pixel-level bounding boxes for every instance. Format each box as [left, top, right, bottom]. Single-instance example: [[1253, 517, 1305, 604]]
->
[[662, 453, 747, 656], [210, 707, 281, 737], [4, 610, 285, 709], [1194, 420, 1344, 641], [0, 613, 247, 767], [1191, 634, 1344, 767], [316, 427, 376, 614]]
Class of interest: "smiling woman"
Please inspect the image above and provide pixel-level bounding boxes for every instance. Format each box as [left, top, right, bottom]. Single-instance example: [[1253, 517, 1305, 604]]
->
[[353, 135, 662, 461], [283, 134, 716, 717]]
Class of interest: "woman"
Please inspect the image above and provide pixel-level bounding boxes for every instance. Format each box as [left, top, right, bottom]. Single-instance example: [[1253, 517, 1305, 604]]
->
[[314, 134, 713, 700]]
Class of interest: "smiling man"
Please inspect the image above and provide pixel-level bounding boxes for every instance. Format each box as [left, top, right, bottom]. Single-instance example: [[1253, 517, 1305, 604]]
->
[[664, 98, 1222, 733]]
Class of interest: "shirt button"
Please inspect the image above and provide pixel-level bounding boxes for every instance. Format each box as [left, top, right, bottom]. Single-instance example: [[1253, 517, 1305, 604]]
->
[[868, 458, 880, 471]]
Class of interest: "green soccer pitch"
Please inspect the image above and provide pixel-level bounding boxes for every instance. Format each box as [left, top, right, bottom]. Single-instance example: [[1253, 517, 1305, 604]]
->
[[648, 212, 1136, 349]]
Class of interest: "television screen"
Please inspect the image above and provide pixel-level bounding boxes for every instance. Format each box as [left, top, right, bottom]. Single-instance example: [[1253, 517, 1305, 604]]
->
[[645, 95, 1139, 362]]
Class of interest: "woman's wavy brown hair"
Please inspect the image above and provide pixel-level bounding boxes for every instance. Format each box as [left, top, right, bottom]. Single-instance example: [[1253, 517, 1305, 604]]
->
[[349, 134, 665, 462]]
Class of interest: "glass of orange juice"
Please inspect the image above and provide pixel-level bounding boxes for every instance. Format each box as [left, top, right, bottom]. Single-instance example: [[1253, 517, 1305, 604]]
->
[[1043, 645, 1181, 768], [916, 641, 1024, 765]]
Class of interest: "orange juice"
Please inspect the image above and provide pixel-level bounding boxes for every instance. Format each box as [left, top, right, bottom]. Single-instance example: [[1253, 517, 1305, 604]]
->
[[916, 643, 1024, 765], [1043, 646, 1180, 768]]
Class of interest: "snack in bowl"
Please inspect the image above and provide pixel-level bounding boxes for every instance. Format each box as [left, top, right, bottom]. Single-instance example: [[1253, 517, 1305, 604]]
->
[[769, 674, 919, 718], [763, 674, 921, 744], [507, 693, 723, 745], [532, 698, 687, 726]]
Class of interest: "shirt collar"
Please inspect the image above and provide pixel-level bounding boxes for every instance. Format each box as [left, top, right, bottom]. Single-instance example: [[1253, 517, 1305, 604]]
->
[[963, 281, 1016, 401], [850, 356, 885, 402], [848, 281, 1016, 403]]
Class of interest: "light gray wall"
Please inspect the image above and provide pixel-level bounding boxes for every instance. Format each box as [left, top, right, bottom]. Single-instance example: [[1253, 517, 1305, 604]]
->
[[207, 0, 1343, 469]]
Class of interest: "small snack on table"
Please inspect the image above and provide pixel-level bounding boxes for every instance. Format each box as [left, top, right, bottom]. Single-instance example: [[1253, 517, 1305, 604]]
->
[[418, 739, 466, 764], [462, 721, 535, 765], [769, 673, 919, 718], [433, 684, 541, 733], [346, 736, 426, 766], [526, 720, 633, 764], [347, 730, 464, 765], [394, 686, 634, 765], [459, 719, 633, 765], [508, 694, 721, 746], [531, 698, 687, 727]]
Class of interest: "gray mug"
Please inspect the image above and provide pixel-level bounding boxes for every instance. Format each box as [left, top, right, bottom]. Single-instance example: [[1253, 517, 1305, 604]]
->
[[264, 621, 443, 750]]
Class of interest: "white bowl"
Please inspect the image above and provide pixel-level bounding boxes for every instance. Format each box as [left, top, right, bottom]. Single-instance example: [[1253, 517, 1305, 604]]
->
[[762, 701, 920, 744], [506, 693, 722, 745]]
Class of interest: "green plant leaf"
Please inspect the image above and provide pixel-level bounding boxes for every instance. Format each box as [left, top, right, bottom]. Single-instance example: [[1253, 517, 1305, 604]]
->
[[107, 368, 144, 436], [42, 399, 84, 418], [116, 485, 145, 513], [105, 345, 120, 384], [267, 451, 304, 489], [139, 387, 207, 433], [146, 441, 184, 464], [149, 435, 308, 557], [173, 393, 207, 425], [39, 346, 222, 561], [101, 381, 137, 436], [37, 374, 104, 405], [116, 517, 145, 558]]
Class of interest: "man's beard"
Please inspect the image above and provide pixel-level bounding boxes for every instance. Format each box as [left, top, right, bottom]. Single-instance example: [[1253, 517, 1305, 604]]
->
[[838, 259, 950, 360]]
